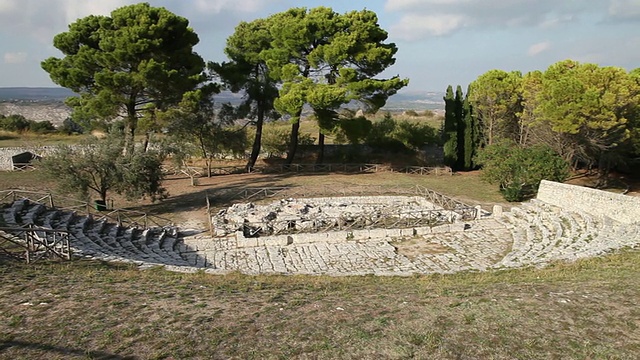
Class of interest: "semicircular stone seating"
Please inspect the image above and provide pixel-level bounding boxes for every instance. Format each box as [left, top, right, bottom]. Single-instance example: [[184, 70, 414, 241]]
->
[[492, 199, 640, 269], [2, 194, 639, 275], [0, 198, 206, 269]]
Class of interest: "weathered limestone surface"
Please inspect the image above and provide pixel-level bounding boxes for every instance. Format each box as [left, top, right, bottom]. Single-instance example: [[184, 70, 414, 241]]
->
[[3, 181, 639, 276], [537, 180, 640, 224], [212, 196, 459, 237]]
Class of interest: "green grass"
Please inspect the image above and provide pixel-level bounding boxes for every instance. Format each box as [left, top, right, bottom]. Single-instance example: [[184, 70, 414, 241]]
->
[[1, 251, 639, 359], [0, 131, 87, 147]]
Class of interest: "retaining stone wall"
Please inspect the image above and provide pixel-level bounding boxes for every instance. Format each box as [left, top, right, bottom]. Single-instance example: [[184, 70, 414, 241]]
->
[[0, 146, 57, 170], [536, 180, 640, 224], [235, 222, 468, 247]]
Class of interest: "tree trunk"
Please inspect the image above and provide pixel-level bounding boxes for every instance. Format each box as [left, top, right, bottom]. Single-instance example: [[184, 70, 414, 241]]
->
[[123, 106, 138, 155], [596, 152, 611, 188], [123, 123, 136, 156], [143, 132, 151, 152], [317, 132, 325, 164], [286, 113, 301, 165], [247, 104, 265, 172]]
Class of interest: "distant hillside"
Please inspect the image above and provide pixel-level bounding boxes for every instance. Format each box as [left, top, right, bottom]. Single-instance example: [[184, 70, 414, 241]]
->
[[0, 87, 76, 101], [383, 90, 445, 111], [0, 87, 444, 124]]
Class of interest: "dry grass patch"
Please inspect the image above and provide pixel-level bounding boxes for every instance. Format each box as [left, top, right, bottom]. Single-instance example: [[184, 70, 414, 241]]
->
[[1, 250, 639, 359]]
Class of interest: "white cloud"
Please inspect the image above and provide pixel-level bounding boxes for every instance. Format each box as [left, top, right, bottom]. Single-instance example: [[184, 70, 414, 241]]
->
[[193, 0, 264, 14], [0, 0, 130, 44], [4, 52, 27, 64], [384, 0, 593, 41], [539, 15, 575, 29], [385, 0, 471, 11], [0, 0, 17, 13], [608, 0, 640, 20], [392, 14, 468, 40], [527, 41, 551, 56], [0, 0, 270, 45]]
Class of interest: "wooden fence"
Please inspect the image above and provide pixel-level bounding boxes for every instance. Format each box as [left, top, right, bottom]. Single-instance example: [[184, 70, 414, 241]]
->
[[166, 163, 452, 177], [206, 185, 478, 237], [0, 225, 71, 264], [240, 209, 454, 237], [0, 190, 173, 229]]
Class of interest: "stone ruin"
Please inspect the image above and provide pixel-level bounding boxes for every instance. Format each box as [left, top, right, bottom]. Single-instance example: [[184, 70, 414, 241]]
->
[[212, 195, 465, 241]]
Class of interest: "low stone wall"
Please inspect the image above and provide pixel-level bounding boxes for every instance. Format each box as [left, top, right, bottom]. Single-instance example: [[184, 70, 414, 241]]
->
[[0, 147, 56, 170], [536, 180, 640, 224], [235, 222, 468, 248]]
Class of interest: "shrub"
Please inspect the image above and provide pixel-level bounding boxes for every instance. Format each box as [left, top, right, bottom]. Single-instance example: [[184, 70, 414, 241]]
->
[[58, 118, 84, 135], [29, 120, 56, 134], [476, 141, 570, 202], [0, 114, 30, 132], [393, 120, 439, 150], [262, 123, 315, 158]]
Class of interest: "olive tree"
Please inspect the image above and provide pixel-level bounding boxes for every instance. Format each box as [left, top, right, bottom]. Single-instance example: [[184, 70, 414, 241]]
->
[[41, 135, 166, 204]]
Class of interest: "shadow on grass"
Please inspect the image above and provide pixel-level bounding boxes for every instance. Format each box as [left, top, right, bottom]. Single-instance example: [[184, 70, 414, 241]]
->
[[0, 134, 18, 141], [0, 339, 136, 360], [133, 170, 365, 217]]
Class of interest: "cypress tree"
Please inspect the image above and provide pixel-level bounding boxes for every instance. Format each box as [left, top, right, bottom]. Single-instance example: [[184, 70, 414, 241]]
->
[[443, 85, 458, 168], [462, 85, 479, 170], [454, 85, 465, 170]]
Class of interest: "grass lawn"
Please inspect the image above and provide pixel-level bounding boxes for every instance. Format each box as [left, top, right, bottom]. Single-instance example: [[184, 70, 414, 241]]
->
[[1, 160, 639, 359], [1, 251, 639, 359], [0, 131, 87, 147]]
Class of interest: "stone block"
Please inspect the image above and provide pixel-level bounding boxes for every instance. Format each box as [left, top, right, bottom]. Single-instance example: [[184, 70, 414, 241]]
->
[[368, 229, 386, 239], [492, 205, 503, 218], [237, 238, 257, 248], [400, 228, 417, 237], [352, 229, 369, 241], [385, 229, 402, 238], [431, 224, 451, 233], [415, 226, 431, 235]]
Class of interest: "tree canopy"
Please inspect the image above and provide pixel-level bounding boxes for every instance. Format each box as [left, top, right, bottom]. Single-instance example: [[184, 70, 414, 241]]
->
[[476, 141, 570, 202], [211, 18, 280, 171], [41, 135, 166, 203], [468, 60, 640, 187], [263, 7, 409, 163], [41, 2, 208, 154]]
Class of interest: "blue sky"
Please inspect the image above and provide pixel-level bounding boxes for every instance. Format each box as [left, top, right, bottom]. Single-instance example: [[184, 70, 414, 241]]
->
[[1, 0, 639, 92]]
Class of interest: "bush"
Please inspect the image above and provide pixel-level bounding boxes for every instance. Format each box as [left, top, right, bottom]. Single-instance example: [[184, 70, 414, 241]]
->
[[476, 141, 570, 202], [29, 120, 56, 134], [393, 120, 439, 150], [366, 112, 396, 146], [262, 123, 315, 158], [335, 116, 372, 145], [41, 135, 167, 202], [58, 118, 84, 135], [0, 114, 30, 132]]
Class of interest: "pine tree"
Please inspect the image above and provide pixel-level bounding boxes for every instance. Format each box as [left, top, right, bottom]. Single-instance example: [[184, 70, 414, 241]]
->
[[443, 85, 458, 168]]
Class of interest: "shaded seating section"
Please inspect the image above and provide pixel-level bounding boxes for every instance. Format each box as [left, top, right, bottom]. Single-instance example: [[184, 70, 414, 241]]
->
[[0, 199, 205, 268]]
